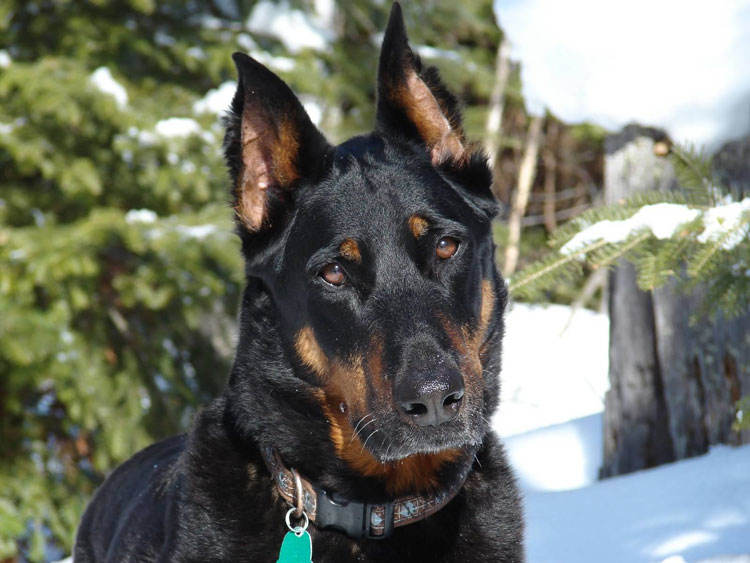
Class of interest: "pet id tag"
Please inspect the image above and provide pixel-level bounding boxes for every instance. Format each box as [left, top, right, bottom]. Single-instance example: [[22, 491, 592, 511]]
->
[[277, 508, 313, 563]]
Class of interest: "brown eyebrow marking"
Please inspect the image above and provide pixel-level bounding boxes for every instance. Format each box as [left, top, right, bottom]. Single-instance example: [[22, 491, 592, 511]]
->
[[339, 238, 362, 263], [408, 215, 429, 239]]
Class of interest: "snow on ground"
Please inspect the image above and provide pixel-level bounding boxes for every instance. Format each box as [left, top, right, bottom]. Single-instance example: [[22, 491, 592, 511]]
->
[[497, 303, 750, 562], [524, 440, 750, 563], [493, 302, 610, 437], [493, 0, 750, 148]]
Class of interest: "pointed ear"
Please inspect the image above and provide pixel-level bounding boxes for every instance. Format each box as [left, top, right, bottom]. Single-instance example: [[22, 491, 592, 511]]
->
[[375, 3, 467, 166], [224, 53, 330, 232]]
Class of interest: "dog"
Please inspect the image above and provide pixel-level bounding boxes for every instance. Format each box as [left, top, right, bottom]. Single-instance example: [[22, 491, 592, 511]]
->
[[74, 4, 524, 561]]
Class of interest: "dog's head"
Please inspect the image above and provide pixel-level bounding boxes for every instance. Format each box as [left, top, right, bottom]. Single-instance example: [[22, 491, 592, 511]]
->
[[224, 4, 506, 493]]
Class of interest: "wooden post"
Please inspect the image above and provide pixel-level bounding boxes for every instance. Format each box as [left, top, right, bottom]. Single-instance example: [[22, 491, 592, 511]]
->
[[601, 125, 750, 478]]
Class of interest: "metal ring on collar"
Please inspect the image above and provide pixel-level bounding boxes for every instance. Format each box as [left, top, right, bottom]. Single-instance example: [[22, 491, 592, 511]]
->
[[285, 507, 309, 534], [291, 468, 304, 518]]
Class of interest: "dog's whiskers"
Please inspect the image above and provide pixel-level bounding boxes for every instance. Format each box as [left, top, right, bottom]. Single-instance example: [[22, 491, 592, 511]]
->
[[350, 414, 374, 443], [351, 416, 377, 443], [361, 429, 381, 454], [383, 439, 394, 465]]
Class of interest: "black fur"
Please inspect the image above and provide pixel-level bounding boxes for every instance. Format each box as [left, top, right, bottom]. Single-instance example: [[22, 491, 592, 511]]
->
[[74, 4, 524, 561]]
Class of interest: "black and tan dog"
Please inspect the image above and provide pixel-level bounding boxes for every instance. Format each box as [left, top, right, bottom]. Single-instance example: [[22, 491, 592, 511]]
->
[[74, 4, 524, 561]]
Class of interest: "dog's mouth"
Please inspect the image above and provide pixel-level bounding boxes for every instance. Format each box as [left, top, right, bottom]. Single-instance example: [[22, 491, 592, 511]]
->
[[352, 414, 486, 463]]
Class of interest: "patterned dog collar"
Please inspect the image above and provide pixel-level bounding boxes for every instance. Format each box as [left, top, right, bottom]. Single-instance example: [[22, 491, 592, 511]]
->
[[261, 445, 472, 539]]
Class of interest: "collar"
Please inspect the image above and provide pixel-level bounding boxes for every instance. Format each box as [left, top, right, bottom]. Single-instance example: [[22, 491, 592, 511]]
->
[[261, 445, 472, 540]]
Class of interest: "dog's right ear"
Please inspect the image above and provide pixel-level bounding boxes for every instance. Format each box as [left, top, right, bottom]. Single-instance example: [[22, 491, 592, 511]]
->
[[224, 53, 330, 232]]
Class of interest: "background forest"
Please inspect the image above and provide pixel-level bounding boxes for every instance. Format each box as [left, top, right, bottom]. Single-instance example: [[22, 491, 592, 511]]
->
[[1, 1, 748, 562]]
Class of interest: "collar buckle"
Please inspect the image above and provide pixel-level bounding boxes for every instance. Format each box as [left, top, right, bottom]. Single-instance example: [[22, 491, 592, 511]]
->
[[315, 489, 395, 539]]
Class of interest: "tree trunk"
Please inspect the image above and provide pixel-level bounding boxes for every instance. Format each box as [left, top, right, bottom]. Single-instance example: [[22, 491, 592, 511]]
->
[[484, 39, 511, 175], [600, 125, 750, 478], [503, 115, 543, 277]]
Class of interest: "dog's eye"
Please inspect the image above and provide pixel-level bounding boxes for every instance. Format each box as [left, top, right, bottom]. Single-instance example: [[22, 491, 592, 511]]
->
[[436, 237, 459, 260], [320, 263, 346, 286]]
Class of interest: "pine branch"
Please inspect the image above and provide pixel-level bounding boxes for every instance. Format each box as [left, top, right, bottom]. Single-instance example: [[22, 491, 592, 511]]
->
[[508, 239, 605, 298], [670, 144, 715, 206], [508, 143, 750, 321]]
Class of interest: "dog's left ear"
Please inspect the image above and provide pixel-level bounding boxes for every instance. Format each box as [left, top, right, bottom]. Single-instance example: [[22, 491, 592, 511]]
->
[[375, 3, 467, 166], [225, 53, 331, 232]]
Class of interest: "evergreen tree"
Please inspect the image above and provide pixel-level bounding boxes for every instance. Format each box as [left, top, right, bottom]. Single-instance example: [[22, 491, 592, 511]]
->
[[0, 1, 503, 559]]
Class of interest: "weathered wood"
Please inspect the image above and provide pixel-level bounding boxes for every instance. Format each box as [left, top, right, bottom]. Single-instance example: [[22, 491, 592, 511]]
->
[[601, 262, 675, 478], [601, 125, 750, 478]]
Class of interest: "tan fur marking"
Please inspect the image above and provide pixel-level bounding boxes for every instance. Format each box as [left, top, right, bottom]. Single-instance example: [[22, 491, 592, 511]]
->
[[478, 279, 495, 336], [439, 279, 496, 399], [295, 326, 328, 377], [329, 359, 367, 414], [296, 327, 367, 418], [408, 215, 429, 239], [339, 238, 362, 263]]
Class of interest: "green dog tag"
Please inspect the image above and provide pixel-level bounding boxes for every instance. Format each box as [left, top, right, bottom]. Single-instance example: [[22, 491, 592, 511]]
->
[[276, 528, 313, 563]]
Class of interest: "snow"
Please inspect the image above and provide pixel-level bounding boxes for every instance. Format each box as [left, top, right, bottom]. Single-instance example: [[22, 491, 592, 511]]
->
[[560, 199, 750, 255], [493, 303, 610, 436], [504, 413, 603, 492], [176, 224, 218, 239], [493, 0, 750, 148], [252, 52, 296, 73], [89, 67, 128, 108], [236, 33, 258, 52], [186, 46, 207, 60], [154, 117, 202, 138], [415, 45, 462, 62], [124, 209, 157, 224], [300, 96, 323, 126], [561, 203, 701, 255], [521, 441, 750, 563], [698, 198, 750, 250], [246, 0, 331, 53], [0, 49, 11, 68], [496, 303, 750, 562]]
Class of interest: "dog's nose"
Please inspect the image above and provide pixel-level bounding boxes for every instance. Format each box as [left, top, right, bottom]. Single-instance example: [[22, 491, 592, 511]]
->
[[395, 368, 464, 427]]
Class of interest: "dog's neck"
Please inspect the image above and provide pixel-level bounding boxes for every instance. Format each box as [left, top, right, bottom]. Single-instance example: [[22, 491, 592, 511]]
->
[[259, 444, 475, 539]]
